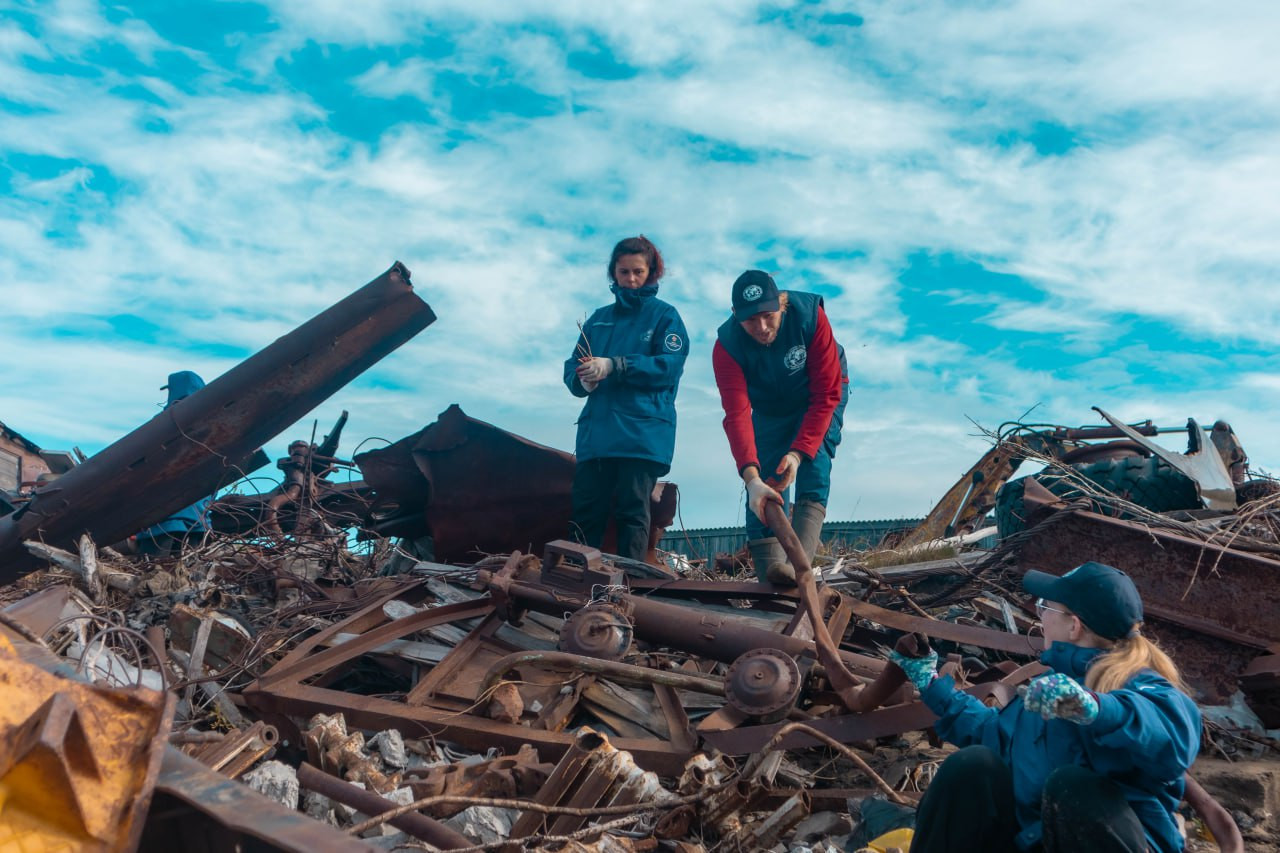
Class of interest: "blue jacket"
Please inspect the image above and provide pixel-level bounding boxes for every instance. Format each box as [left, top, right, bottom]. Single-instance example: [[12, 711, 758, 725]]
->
[[564, 284, 688, 466], [144, 371, 214, 536], [922, 642, 1201, 852]]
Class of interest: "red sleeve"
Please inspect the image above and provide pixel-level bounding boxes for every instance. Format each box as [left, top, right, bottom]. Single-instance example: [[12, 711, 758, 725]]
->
[[789, 307, 844, 460], [712, 340, 760, 475]]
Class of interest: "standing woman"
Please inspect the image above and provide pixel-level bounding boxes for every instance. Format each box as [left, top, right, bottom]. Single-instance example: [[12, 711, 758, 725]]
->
[[891, 561, 1202, 853], [564, 236, 689, 561]]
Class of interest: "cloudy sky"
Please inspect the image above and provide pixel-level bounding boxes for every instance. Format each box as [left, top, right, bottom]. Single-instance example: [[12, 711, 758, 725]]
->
[[3, 0, 1278, 530]]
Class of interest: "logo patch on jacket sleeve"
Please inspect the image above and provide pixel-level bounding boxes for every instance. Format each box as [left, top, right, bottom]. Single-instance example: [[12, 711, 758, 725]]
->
[[664, 333, 684, 353], [783, 344, 807, 370]]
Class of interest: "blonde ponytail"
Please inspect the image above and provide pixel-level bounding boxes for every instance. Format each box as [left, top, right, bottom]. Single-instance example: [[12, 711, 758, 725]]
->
[[1085, 631, 1188, 695]]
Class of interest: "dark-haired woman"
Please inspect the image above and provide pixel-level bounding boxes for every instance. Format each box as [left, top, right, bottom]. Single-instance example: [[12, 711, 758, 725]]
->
[[563, 236, 688, 561], [891, 561, 1202, 852]]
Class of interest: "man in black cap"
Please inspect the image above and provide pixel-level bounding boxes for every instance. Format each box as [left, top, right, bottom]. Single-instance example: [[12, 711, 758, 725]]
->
[[712, 269, 848, 583]]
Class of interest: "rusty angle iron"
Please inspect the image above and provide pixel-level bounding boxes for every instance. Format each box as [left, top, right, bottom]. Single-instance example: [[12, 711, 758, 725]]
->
[[0, 263, 434, 581]]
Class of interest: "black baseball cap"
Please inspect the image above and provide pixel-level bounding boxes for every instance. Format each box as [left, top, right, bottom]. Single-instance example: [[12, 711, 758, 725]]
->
[[732, 270, 780, 321], [1023, 561, 1143, 640]]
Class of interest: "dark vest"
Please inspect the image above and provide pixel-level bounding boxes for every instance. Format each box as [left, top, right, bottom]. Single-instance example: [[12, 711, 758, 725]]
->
[[716, 291, 845, 417]]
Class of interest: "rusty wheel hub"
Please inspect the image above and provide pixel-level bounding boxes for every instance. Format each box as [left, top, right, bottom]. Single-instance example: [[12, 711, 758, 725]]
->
[[558, 602, 634, 660], [725, 648, 801, 722]]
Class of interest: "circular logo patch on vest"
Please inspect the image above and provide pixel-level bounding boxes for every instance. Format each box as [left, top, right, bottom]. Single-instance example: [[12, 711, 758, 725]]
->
[[742, 284, 763, 301], [783, 344, 807, 371], [664, 333, 684, 353]]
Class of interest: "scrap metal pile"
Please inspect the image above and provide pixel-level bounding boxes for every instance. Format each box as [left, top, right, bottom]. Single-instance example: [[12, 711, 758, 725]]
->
[[0, 264, 1276, 852]]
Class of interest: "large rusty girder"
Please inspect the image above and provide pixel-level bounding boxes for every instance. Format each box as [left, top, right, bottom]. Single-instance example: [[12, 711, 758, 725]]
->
[[0, 263, 434, 580]]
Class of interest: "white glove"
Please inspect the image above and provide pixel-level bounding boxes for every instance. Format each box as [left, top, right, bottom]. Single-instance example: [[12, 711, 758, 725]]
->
[[577, 357, 613, 385], [773, 451, 801, 491], [745, 476, 782, 523]]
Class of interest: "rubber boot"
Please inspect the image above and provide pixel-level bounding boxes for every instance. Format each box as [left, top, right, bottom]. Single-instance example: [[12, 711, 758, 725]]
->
[[792, 500, 827, 565], [748, 537, 795, 585]]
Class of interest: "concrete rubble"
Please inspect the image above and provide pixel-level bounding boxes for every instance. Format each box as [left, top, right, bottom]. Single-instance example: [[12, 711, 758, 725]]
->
[[0, 264, 1276, 851]]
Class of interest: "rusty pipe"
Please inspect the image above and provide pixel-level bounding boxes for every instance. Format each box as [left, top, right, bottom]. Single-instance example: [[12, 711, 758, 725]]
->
[[762, 501, 863, 705], [489, 576, 884, 679], [296, 762, 472, 850], [482, 650, 726, 697], [843, 633, 927, 713], [1183, 775, 1243, 853]]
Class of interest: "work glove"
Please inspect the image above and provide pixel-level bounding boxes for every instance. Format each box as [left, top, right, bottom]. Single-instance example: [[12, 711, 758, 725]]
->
[[1020, 673, 1099, 725], [888, 647, 939, 691], [772, 451, 802, 491], [745, 476, 782, 523], [577, 357, 614, 385]]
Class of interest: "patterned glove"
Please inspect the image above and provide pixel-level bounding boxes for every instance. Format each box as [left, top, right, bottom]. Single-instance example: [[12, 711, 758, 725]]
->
[[888, 648, 939, 691], [1020, 673, 1099, 725]]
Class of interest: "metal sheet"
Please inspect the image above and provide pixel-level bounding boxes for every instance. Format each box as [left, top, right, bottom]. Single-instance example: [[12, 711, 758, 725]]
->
[[1094, 407, 1236, 510]]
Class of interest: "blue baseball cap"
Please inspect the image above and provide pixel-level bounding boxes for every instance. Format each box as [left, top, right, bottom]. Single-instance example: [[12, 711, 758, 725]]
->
[[732, 270, 780, 321], [1023, 561, 1143, 640]]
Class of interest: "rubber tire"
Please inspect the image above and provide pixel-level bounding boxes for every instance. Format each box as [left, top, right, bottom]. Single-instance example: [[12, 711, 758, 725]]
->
[[996, 455, 1201, 538]]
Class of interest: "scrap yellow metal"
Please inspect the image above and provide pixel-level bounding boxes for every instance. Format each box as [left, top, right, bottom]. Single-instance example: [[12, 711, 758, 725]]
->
[[0, 632, 172, 852]]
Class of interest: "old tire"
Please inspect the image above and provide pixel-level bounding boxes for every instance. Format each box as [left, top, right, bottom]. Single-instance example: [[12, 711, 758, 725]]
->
[[996, 455, 1201, 538]]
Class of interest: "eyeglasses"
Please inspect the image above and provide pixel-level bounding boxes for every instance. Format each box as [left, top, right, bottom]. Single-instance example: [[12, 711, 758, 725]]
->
[[1035, 598, 1070, 618]]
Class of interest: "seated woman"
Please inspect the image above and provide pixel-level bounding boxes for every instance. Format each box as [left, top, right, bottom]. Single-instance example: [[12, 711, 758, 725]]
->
[[891, 561, 1201, 853]]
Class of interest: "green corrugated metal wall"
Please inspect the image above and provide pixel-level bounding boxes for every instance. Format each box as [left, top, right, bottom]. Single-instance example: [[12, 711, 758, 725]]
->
[[658, 518, 921, 563]]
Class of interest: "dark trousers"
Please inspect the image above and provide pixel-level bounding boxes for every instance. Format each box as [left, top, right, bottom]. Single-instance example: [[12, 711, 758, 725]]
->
[[912, 746, 1150, 853], [570, 458, 666, 561]]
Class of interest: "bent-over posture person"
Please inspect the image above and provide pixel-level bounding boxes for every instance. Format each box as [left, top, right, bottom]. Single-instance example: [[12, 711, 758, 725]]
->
[[712, 269, 847, 583]]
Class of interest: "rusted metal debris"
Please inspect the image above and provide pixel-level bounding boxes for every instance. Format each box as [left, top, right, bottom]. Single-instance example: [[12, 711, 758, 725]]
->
[[355, 403, 678, 566], [3, 343, 1279, 852], [0, 262, 435, 581]]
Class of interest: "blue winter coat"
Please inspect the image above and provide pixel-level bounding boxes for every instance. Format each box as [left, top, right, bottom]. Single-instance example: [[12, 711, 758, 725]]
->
[[921, 641, 1201, 852], [144, 372, 213, 537], [564, 284, 688, 467]]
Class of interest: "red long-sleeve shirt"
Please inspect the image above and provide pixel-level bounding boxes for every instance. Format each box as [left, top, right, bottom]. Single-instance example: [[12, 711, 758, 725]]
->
[[712, 305, 845, 476]]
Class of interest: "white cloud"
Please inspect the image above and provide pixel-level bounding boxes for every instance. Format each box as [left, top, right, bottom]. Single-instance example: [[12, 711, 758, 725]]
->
[[3, 0, 1280, 528]]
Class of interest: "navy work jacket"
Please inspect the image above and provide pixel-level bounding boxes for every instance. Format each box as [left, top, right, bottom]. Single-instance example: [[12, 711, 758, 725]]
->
[[921, 642, 1201, 852], [564, 284, 688, 466]]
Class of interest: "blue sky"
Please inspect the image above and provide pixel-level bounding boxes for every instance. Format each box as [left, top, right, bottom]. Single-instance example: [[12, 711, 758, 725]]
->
[[3, 0, 1279, 529]]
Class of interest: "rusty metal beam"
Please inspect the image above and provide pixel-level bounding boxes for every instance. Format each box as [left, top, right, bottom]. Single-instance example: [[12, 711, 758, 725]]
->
[[146, 747, 381, 853], [1013, 498, 1280, 702], [0, 263, 434, 580], [843, 598, 1040, 656], [701, 681, 1022, 754]]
